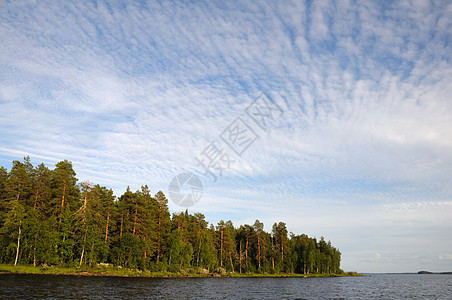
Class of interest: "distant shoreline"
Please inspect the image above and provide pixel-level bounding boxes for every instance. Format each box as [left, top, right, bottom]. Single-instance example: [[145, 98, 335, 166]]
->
[[0, 264, 361, 278], [418, 271, 452, 275]]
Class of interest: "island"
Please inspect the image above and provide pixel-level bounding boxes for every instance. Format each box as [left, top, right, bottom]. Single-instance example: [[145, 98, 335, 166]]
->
[[418, 271, 452, 275], [0, 157, 358, 277]]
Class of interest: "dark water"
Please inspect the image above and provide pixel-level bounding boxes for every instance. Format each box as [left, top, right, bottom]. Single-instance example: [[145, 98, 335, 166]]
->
[[1, 273, 451, 299]]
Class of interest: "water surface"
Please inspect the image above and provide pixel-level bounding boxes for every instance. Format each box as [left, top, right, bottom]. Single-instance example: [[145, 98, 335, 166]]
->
[[1, 273, 451, 299]]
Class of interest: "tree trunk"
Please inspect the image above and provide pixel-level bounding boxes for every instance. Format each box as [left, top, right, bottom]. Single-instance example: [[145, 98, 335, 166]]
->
[[33, 234, 37, 267], [59, 180, 66, 224], [79, 229, 87, 266], [143, 237, 147, 259], [104, 207, 110, 243], [245, 237, 248, 269], [14, 222, 21, 266], [220, 228, 223, 267], [257, 234, 261, 269], [89, 239, 94, 267], [120, 213, 124, 237], [16, 183, 21, 202], [83, 186, 88, 221], [281, 239, 284, 265], [239, 242, 242, 273], [196, 236, 202, 267], [271, 236, 274, 270], [133, 201, 138, 235], [33, 188, 39, 210], [157, 206, 161, 263]]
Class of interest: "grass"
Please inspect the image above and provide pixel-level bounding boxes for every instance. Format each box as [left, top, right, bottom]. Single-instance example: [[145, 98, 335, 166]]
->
[[0, 264, 78, 275], [0, 264, 362, 278], [0, 264, 212, 277]]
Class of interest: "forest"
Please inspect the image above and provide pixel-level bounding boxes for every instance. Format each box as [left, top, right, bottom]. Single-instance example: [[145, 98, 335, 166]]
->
[[0, 157, 342, 275]]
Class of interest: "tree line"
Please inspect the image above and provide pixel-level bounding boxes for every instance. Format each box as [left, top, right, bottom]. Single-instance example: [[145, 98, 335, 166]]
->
[[0, 157, 341, 274]]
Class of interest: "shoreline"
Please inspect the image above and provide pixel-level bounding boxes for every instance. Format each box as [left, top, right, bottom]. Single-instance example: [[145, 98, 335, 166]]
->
[[0, 264, 361, 278]]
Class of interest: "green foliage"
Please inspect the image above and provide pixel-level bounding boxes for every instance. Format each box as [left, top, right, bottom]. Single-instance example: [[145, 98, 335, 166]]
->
[[0, 157, 342, 274]]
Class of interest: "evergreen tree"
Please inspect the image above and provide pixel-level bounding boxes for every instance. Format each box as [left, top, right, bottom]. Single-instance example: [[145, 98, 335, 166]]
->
[[154, 191, 170, 264], [272, 222, 289, 272], [197, 228, 217, 271], [50, 160, 78, 225], [31, 163, 51, 212], [253, 220, 264, 271], [137, 185, 156, 263], [216, 220, 236, 271]]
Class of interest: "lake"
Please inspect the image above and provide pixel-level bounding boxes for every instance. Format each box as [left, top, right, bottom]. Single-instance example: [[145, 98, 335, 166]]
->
[[1, 273, 451, 299]]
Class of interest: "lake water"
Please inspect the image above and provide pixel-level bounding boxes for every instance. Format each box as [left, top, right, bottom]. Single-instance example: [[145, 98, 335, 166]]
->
[[1, 273, 451, 299]]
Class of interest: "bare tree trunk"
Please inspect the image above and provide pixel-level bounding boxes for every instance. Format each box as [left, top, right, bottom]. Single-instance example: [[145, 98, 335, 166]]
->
[[79, 230, 87, 266], [220, 229, 223, 267], [197, 236, 202, 267], [14, 222, 21, 266], [80, 182, 90, 266], [15, 185, 22, 264], [33, 234, 37, 267], [83, 186, 88, 219], [59, 180, 66, 224], [104, 207, 110, 243]]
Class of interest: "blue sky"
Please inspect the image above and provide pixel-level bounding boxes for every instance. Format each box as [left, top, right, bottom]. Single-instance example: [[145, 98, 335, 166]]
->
[[1, 0, 451, 273]]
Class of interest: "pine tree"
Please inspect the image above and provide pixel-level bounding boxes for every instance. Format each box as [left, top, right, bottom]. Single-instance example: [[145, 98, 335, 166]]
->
[[198, 228, 217, 271], [50, 160, 78, 226], [223, 220, 236, 272], [31, 163, 51, 212], [135, 185, 156, 263], [272, 222, 288, 272], [253, 220, 264, 270], [154, 191, 170, 264]]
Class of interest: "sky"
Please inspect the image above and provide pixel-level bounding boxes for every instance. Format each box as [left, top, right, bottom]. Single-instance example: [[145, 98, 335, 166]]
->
[[0, 0, 451, 273]]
